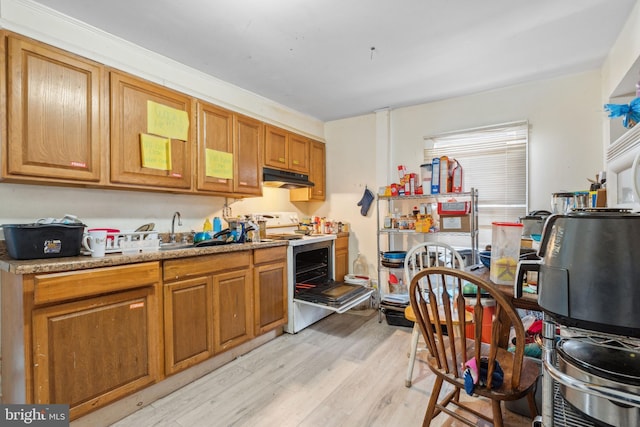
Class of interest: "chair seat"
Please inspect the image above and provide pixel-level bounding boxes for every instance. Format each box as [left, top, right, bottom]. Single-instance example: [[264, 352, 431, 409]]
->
[[426, 338, 540, 401], [404, 304, 473, 325]]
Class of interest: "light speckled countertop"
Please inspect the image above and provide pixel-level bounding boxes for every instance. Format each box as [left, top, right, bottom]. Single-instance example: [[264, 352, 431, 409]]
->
[[0, 240, 288, 275]]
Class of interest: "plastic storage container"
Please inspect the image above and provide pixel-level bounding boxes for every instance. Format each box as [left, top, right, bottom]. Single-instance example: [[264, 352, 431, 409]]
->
[[489, 222, 523, 285], [353, 253, 368, 276], [3, 223, 86, 260], [551, 192, 575, 214]]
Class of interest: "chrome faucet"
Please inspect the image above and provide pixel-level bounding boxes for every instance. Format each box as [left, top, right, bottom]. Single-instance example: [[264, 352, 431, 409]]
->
[[170, 211, 182, 243]]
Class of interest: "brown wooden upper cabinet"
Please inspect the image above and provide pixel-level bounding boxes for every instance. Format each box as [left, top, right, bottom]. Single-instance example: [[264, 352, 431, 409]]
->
[[233, 114, 264, 196], [288, 133, 311, 173], [196, 101, 234, 194], [290, 140, 326, 201], [110, 71, 195, 190], [5, 34, 107, 184], [264, 125, 310, 174]]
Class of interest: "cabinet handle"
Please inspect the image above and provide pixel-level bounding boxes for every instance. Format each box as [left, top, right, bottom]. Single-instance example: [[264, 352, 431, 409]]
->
[[278, 157, 285, 162], [292, 160, 299, 165]]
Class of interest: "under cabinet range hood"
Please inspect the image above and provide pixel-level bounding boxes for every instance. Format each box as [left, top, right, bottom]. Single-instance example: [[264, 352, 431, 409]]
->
[[262, 167, 314, 189]]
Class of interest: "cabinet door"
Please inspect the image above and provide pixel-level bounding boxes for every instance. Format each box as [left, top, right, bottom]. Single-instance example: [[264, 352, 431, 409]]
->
[[254, 260, 287, 335], [290, 140, 325, 201], [110, 71, 194, 189], [288, 133, 310, 173], [264, 125, 288, 170], [196, 101, 234, 193], [213, 269, 253, 352], [32, 287, 161, 420], [233, 114, 263, 195], [6, 35, 106, 183], [335, 235, 349, 281], [164, 276, 214, 375], [309, 140, 326, 200]]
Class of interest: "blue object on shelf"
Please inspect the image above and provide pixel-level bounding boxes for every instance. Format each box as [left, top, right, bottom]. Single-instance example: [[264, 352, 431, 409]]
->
[[479, 250, 491, 269]]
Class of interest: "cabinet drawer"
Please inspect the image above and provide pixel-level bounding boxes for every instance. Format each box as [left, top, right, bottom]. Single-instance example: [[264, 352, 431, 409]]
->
[[253, 246, 286, 265], [163, 251, 251, 281], [34, 262, 160, 305]]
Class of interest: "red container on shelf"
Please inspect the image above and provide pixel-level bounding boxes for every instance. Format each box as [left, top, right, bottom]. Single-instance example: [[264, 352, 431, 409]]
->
[[437, 200, 470, 215]]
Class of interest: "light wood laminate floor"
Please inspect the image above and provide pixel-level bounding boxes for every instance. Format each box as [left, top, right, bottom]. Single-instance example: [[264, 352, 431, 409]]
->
[[112, 310, 533, 427]]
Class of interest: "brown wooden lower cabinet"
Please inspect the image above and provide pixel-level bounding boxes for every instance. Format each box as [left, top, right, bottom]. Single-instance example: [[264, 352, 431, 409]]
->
[[214, 268, 254, 352], [29, 263, 162, 421], [163, 276, 214, 375], [335, 234, 349, 281], [163, 251, 255, 357], [253, 246, 287, 335], [33, 288, 160, 419], [1, 247, 288, 422]]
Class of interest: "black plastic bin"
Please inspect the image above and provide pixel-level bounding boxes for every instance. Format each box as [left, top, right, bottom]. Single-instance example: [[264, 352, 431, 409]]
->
[[383, 307, 414, 328], [2, 223, 86, 260]]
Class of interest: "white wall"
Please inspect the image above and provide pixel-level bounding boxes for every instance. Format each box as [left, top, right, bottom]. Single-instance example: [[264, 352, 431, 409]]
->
[[324, 114, 378, 274], [325, 70, 605, 274], [392, 70, 604, 211]]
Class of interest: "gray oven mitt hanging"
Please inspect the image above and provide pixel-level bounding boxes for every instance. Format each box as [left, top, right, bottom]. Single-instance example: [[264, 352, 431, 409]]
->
[[357, 188, 375, 216]]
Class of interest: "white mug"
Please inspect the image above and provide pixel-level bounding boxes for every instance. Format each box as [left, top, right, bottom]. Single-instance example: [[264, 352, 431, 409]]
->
[[83, 230, 107, 258]]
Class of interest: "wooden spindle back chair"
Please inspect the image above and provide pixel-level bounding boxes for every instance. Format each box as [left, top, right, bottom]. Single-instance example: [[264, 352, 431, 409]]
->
[[409, 266, 539, 427]]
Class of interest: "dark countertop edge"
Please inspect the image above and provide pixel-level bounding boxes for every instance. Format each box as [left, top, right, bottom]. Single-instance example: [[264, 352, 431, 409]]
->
[[0, 240, 289, 275]]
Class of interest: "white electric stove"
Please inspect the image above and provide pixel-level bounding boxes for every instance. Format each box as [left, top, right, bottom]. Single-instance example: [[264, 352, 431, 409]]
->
[[252, 212, 371, 333]]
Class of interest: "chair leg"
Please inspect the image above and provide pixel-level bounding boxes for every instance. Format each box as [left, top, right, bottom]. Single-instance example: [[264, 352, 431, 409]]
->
[[491, 399, 504, 427], [527, 389, 539, 418], [452, 387, 460, 403], [423, 376, 443, 427], [405, 324, 420, 387]]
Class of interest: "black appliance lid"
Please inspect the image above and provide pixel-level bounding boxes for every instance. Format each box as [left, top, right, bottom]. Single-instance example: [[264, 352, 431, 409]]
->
[[569, 207, 634, 215], [557, 339, 640, 386]]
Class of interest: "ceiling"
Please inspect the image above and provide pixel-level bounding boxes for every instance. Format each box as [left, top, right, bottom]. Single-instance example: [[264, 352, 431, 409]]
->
[[32, 0, 637, 121]]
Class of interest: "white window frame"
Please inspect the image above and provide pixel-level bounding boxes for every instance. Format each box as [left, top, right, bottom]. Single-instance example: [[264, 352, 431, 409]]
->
[[424, 121, 529, 247]]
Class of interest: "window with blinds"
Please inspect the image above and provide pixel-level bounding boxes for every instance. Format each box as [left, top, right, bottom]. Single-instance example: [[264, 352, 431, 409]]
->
[[424, 121, 528, 245]]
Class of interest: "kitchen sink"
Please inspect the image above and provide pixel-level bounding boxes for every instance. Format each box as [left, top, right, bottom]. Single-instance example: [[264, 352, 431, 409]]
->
[[159, 242, 194, 251], [160, 240, 233, 250]]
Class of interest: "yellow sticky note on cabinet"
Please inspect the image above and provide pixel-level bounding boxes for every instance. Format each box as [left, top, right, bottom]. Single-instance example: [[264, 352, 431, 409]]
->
[[206, 149, 233, 179], [140, 134, 172, 170], [147, 100, 189, 141]]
